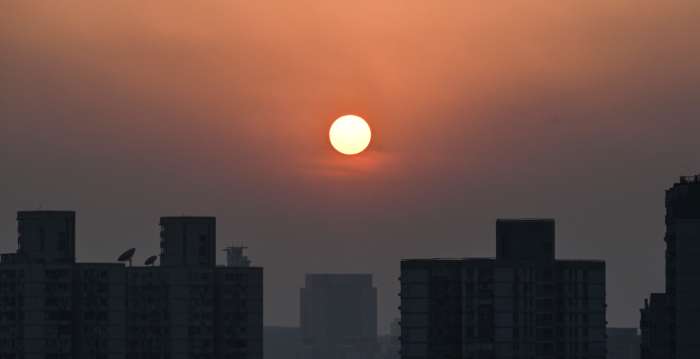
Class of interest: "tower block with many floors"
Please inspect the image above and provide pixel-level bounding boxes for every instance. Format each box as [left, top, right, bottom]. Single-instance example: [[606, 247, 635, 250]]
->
[[0, 212, 262, 359], [400, 219, 606, 359], [641, 174, 700, 359]]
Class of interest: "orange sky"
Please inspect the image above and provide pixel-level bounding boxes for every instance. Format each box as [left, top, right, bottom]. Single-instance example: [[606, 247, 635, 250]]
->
[[2, 0, 700, 331]]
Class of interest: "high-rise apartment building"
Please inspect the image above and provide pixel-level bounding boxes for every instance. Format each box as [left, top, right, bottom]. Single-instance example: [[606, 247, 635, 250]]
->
[[640, 174, 700, 359], [0, 211, 262, 359], [400, 219, 606, 359], [126, 217, 262, 359], [300, 274, 378, 359], [662, 175, 700, 358]]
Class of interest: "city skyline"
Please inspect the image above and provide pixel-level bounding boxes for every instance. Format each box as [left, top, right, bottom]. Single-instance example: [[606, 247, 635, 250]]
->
[[3, 0, 700, 335]]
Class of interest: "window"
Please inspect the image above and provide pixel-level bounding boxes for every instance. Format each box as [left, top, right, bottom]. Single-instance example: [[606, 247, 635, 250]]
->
[[431, 269, 446, 277], [234, 274, 247, 281], [190, 299, 212, 307], [189, 273, 211, 281]]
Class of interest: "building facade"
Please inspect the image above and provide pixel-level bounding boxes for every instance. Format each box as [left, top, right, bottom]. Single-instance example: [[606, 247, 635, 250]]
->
[[605, 328, 639, 359], [263, 326, 301, 359], [640, 293, 667, 359], [0, 211, 262, 359], [378, 318, 400, 359], [640, 174, 700, 359], [300, 274, 378, 359], [400, 219, 606, 359], [662, 175, 700, 358]]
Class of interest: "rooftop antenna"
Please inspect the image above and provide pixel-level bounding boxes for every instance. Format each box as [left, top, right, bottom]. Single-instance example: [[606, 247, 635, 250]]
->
[[118, 248, 136, 267], [144, 255, 157, 267]]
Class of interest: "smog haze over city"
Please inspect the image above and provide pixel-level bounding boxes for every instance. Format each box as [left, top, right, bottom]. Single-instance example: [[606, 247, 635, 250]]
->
[[2, 0, 700, 334]]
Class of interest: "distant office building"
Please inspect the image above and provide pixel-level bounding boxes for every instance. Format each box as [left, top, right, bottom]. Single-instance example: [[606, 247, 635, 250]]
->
[[264, 326, 301, 359], [400, 219, 606, 359], [606, 328, 640, 359], [0, 211, 262, 359], [640, 293, 667, 359], [640, 174, 700, 359], [378, 318, 400, 359], [300, 274, 378, 359], [377, 335, 399, 359], [389, 318, 400, 339]]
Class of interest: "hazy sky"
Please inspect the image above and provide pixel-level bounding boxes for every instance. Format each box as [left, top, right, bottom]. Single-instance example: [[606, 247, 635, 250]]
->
[[2, 0, 700, 333]]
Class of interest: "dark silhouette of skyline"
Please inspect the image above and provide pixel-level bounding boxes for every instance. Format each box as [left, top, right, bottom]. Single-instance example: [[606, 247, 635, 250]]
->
[[3, 1, 700, 333], [0, 212, 262, 358]]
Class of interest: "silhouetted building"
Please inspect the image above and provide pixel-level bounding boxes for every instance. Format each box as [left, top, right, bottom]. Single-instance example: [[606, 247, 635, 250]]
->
[[640, 293, 667, 359], [663, 175, 700, 358], [1, 211, 76, 264], [400, 219, 606, 359], [127, 216, 263, 359], [389, 318, 400, 339], [606, 328, 639, 359], [640, 174, 700, 359], [379, 318, 400, 359], [0, 211, 262, 359], [300, 274, 378, 359], [264, 326, 301, 359], [378, 335, 400, 359]]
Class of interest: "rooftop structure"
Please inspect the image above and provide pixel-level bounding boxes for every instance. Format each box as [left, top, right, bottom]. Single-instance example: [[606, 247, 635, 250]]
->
[[224, 245, 252, 267], [300, 274, 378, 359], [159, 216, 216, 268]]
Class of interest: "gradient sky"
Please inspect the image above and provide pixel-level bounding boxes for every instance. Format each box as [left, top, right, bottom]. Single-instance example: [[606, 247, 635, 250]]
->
[[2, 0, 700, 333]]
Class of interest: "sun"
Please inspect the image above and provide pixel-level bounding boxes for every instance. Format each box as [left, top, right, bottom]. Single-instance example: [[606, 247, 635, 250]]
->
[[329, 115, 371, 155]]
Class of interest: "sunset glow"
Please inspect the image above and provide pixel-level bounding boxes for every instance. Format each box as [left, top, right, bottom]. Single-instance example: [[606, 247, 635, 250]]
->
[[2, 0, 699, 333], [329, 115, 371, 155]]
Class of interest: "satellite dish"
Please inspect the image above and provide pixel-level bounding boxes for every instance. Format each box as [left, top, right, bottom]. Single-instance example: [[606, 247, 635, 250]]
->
[[144, 255, 157, 266], [118, 248, 136, 267]]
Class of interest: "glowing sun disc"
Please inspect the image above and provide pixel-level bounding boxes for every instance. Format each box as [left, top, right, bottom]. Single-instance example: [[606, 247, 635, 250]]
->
[[329, 115, 371, 155]]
